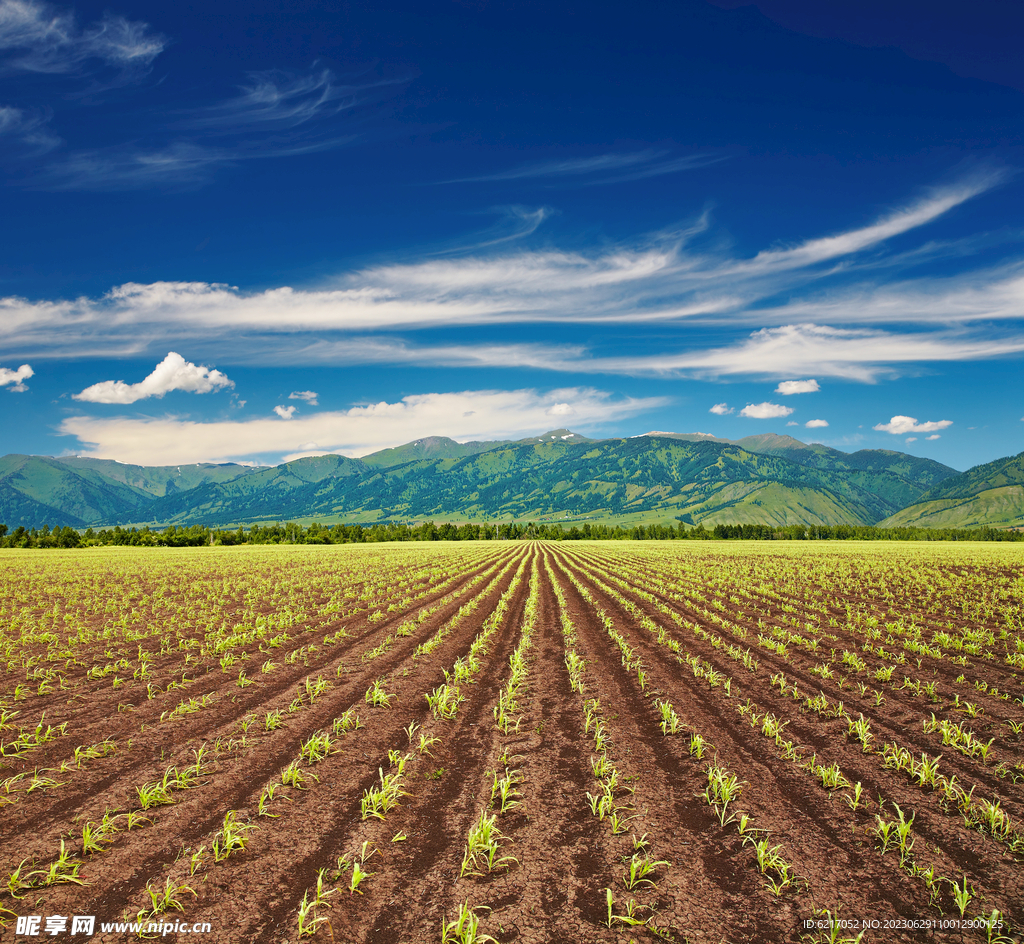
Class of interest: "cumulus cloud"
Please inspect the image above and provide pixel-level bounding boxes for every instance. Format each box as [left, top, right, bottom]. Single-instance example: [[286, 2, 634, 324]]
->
[[926, 434, 941, 440], [73, 352, 233, 404], [775, 379, 820, 395], [906, 437, 917, 443], [709, 402, 733, 415], [805, 419, 829, 428], [740, 402, 794, 419], [873, 415, 953, 435], [547, 402, 574, 416], [0, 362, 32, 390], [58, 387, 668, 465], [273, 405, 297, 420], [289, 390, 318, 404]]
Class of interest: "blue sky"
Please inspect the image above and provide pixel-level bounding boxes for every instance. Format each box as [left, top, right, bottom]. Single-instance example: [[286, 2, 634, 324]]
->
[[1, 0, 1022, 471]]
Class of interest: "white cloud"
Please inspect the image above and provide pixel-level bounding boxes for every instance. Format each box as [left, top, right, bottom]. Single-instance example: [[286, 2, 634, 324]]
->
[[0, 0, 166, 77], [547, 402, 574, 416], [73, 352, 233, 404], [0, 361, 32, 391], [775, 379, 820, 395], [273, 405, 296, 420], [873, 415, 953, 435], [181, 68, 408, 134], [0, 174, 1008, 358], [926, 434, 941, 440], [805, 419, 829, 428], [786, 421, 798, 426], [289, 390, 318, 405], [446, 150, 723, 185], [0, 104, 60, 154], [740, 402, 794, 419], [906, 437, 917, 443], [709, 402, 732, 415], [58, 387, 668, 465]]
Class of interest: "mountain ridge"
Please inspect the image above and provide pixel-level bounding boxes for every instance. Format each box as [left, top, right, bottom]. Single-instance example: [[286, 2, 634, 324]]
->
[[1, 429, 982, 530]]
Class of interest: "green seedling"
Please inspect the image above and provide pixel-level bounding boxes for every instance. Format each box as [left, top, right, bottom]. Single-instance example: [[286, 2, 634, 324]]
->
[[264, 709, 283, 731], [623, 853, 669, 890], [604, 889, 650, 929], [461, 811, 518, 876], [366, 677, 395, 708], [211, 811, 257, 862], [418, 732, 441, 755], [441, 901, 498, 944], [844, 782, 863, 812], [704, 765, 743, 827], [145, 878, 196, 915], [949, 875, 973, 918]]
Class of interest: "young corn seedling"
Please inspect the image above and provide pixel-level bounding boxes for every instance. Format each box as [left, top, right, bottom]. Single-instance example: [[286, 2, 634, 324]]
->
[[211, 811, 258, 862], [689, 732, 708, 759], [365, 677, 395, 708], [441, 901, 498, 944], [814, 761, 850, 791], [299, 729, 336, 764], [489, 769, 522, 814], [39, 840, 86, 888], [145, 878, 197, 915], [622, 853, 669, 890], [844, 782, 864, 812], [361, 766, 408, 820], [136, 778, 175, 810], [418, 732, 441, 755], [296, 890, 327, 938], [264, 709, 283, 731], [604, 889, 650, 929], [949, 875, 973, 918], [81, 814, 118, 855], [282, 761, 316, 789], [704, 765, 743, 827], [461, 811, 518, 876], [655, 699, 682, 735], [427, 683, 463, 720], [809, 906, 866, 944], [333, 708, 362, 734]]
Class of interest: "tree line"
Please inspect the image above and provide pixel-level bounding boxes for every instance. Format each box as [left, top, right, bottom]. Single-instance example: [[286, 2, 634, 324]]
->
[[0, 519, 1021, 549]]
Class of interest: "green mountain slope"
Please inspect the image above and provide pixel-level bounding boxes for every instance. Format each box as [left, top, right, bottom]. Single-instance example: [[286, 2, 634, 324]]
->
[[1, 455, 258, 528], [879, 451, 1024, 529], [139, 434, 925, 527], [0, 455, 153, 528], [0, 433, 986, 530], [53, 456, 256, 497]]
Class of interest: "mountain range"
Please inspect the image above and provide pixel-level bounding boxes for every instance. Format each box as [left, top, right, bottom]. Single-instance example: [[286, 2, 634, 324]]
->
[[2, 430, 1022, 531]]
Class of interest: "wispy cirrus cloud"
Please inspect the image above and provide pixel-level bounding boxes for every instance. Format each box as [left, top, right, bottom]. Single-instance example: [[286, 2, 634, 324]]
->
[[0, 103, 59, 154], [443, 149, 724, 185], [0, 0, 166, 79], [59, 387, 668, 465], [178, 67, 407, 134], [3, 174, 1021, 380]]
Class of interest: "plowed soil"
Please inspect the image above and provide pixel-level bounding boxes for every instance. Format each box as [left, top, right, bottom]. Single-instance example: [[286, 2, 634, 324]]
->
[[1, 541, 1022, 944]]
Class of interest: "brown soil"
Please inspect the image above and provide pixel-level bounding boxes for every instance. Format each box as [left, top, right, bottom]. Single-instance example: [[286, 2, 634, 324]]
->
[[1, 542, 1021, 944]]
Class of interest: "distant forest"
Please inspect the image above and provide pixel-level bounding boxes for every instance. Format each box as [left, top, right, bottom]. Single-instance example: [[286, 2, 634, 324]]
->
[[1, 520, 1021, 548]]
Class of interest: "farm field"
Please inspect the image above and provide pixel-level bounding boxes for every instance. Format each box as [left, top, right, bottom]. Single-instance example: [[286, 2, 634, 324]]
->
[[1, 541, 1023, 944]]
